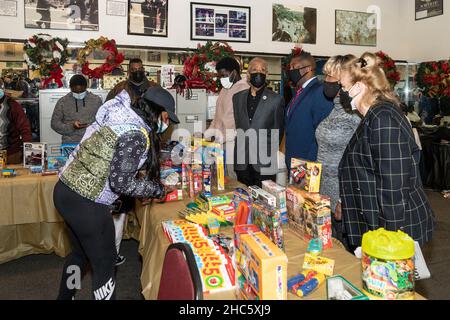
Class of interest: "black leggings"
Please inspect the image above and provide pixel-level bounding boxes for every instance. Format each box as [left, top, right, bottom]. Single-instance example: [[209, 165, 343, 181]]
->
[[53, 181, 116, 300]]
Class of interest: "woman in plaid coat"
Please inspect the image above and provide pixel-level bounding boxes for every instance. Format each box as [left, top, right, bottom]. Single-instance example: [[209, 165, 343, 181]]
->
[[338, 53, 434, 250]]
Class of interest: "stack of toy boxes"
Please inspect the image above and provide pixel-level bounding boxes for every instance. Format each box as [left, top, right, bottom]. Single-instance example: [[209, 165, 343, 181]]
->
[[262, 180, 288, 225], [248, 185, 284, 250], [286, 186, 332, 250], [234, 225, 288, 300]]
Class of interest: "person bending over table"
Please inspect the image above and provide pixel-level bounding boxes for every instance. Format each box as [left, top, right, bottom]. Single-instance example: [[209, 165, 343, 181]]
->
[[51, 74, 102, 144], [53, 86, 179, 300], [338, 53, 434, 252], [0, 79, 32, 164]]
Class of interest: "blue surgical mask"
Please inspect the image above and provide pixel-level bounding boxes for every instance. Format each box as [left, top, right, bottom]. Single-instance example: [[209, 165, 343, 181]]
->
[[157, 118, 169, 134], [72, 91, 87, 100], [0, 89, 4, 100]]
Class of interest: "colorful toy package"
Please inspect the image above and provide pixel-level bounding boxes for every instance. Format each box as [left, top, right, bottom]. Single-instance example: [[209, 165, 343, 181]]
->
[[361, 228, 415, 300], [288, 270, 326, 297], [262, 180, 288, 225], [23, 142, 45, 168], [234, 226, 288, 300], [162, 219, 235, 294], [0, 150, 6, 169], [251, 200, 284, 251], [303, 253, 335, 276], [248, 185, 277, 207], [47, 156, 67, 172], [289, 158, 322, 193], [212, 204, 236, 223], [286, 186, 332, 250]]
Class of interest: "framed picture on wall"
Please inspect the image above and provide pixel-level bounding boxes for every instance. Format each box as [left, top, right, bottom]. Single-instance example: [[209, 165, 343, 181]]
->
[[415, 0, 443, 20], [190, 2, 251, 43], [335, 10, 377, 46], [128, 0, 168, 37], [106, 0, 127, 17], [24, 0, 99, 31], [272, 3, 316, 44], [0, 0, 17, 17]]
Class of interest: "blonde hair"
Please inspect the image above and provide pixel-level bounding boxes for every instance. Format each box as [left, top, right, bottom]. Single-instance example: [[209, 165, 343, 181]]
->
[[247, 57, 268, 74], [343, 52, 400, 107], [323, 54, 356, 79]]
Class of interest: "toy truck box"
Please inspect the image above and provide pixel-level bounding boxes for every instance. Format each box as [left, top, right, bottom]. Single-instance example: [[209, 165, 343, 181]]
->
[[289, 158, 322, 193]]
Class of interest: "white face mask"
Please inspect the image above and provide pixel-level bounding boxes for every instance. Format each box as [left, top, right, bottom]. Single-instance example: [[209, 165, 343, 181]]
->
[[349, 84, 361, 111], [157, 118, 169, 134], [73, 91, 87, 100], [220, 76, 233, 89]]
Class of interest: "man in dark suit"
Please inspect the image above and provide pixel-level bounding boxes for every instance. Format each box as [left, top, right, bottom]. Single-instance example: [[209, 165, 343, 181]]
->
[[284, 50, 333, 170], [233, 58, 285, 187]]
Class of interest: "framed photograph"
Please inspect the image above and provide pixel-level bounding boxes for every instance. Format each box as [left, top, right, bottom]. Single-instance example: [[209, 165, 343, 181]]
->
[[415, 0, 443, 20], [25, 0, 99, 31], [128, 0, 168, 37], [0, 0, 17, 17], [106, 0, 127, 17], [272, 3, 316, 44], [190, 2, 251, 43], [335, 10, 377, 46]]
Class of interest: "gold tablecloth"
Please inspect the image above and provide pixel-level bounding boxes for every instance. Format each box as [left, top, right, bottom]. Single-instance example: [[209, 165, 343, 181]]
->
[[131, 180, 426, 300], [0, 166, 71, 264]]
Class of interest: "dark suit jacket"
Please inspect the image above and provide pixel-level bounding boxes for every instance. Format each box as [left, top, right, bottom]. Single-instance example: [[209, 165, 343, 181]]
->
[[285, 78, 333, 169], [339, 101, 434, 247], [233, 87, 285, 175]]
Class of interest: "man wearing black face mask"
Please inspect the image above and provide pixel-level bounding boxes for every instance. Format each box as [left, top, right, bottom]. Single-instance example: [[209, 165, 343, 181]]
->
[[106, 58, 157, 107], [232, 58, 285, 187], [284, 50, 333, 170]]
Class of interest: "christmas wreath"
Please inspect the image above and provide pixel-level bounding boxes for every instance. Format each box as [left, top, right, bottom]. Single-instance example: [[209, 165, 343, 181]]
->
[[77, 37, 125, 79], [416, 60, 450, 98], [179, 41, 235, 93], [24, 33, 69, 88], [375, 51, 401, 88]]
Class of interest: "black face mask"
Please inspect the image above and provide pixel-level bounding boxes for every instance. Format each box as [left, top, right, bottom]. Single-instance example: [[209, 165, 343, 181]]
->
[[339, 88, 353, 112], [323, 81, 341, 99], [130, 70, 146, 84], [250, 73, 266, 88], [288, 68, 309, 87]]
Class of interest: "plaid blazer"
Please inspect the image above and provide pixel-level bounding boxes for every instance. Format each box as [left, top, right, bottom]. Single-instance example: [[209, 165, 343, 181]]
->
[[339, 101, 434, 247]]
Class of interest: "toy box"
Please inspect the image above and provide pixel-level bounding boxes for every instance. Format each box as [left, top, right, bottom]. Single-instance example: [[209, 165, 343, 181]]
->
[[212, 204, 236, 223], [289, 158, 322, 193], [0, 150, 6, 169], [251, 200, 284, 250], [61, 143, 78, 158], [286, 186, 332, 249], [303, 253, 335, 276], [262, 180, 288, 225], [235, 227, 288, 300], [47, 156, 67, 172], [23, 142, 45, 168], [248, 185, 276, 208]]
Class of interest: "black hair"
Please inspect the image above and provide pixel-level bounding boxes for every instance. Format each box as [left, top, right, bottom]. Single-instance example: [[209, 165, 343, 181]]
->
[[69, 74, 88, 88], [216, 57, 240, 74], [136, 98, 164, 182], [129, 58, 143, 67], [292, 50, 317, 70]]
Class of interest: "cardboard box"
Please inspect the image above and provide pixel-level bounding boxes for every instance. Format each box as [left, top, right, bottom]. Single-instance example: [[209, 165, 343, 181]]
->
[[248, 185, 277, 208], [262, 180, 288, 224], [289, 158, 322, 193], [23, 142, 45, 168], [251, 200, 284, 250], [235, 227, 288, 300], [0, 150, 6, 169], [286, 186, 332, 249]]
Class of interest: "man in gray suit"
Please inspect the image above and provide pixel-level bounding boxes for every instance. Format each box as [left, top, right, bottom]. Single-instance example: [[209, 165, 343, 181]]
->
[[232, 58, 285, 187]]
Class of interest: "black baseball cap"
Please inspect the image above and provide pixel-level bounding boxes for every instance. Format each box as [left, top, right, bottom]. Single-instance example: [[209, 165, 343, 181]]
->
[[143, 86, 179, 124]]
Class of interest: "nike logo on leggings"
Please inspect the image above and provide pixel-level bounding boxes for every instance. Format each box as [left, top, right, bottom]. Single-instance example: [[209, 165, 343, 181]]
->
[[93, 278, 115, 300]]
